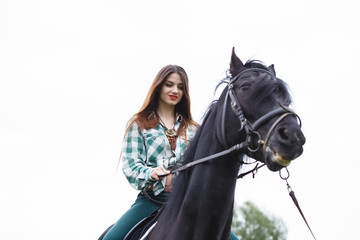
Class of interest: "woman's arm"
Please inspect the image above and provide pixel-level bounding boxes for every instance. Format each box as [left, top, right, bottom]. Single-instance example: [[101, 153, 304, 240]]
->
[[121, 122, 169, 190], [121, 122, 155, 190]]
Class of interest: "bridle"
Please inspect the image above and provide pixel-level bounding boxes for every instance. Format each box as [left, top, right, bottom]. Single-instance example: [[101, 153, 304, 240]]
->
[[221, 68, 300, 153], [161, 68, 300, 176]]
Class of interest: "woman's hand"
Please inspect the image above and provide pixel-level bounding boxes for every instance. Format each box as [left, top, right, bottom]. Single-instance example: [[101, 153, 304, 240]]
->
[[150, 166, 170, 181]]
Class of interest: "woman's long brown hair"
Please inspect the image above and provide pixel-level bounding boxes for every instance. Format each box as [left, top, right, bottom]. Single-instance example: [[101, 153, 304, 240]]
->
[[127, 64, 197, 137]]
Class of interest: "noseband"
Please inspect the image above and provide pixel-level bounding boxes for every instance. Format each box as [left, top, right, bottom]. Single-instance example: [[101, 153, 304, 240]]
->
[[221, 68, 301, 155]]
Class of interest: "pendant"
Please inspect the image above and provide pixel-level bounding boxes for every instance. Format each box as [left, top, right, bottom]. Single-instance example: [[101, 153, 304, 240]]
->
[[165, 128, 178, 137]]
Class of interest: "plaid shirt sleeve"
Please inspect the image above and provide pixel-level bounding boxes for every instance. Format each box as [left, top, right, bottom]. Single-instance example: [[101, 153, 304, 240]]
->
[[121, 118, 198, 195], [121, 122, 157, 190]]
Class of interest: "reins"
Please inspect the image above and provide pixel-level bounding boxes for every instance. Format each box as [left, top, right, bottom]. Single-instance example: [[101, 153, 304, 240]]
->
[[158, 142, 249, 178]]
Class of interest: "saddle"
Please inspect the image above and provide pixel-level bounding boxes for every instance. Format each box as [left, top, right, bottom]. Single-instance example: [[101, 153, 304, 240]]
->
[[98, 208, 162, 240]]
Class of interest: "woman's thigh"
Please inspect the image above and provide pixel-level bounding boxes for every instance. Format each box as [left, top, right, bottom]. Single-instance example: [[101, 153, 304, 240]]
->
[[102, 195, 160, 240]]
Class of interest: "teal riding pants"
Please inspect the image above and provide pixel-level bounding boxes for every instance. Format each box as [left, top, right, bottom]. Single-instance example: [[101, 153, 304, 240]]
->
[[102, 191, 239, 240]]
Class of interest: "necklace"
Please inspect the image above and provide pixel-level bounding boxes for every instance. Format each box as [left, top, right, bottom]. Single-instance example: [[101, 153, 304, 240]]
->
[[158, 115, 178, 137], [164, 128, 178, 137], [157, 114, 178, 150]]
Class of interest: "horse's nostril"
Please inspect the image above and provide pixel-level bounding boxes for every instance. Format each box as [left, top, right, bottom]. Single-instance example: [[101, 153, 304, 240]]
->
[[278, 128, 289, 140], [277, 126, 305, 146]]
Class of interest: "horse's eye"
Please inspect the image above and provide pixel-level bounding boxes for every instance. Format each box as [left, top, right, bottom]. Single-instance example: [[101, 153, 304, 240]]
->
[[239, 83, 250, 91]]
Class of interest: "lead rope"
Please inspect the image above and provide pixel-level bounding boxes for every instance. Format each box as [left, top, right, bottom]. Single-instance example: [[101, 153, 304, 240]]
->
[[280, 168, 317, 240]]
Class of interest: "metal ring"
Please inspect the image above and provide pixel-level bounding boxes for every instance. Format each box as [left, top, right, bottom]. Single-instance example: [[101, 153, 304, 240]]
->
[[279, 167, 290, 180], [247, 131, 262, 153]]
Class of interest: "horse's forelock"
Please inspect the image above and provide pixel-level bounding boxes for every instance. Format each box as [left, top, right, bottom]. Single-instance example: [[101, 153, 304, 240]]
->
[[238, 60, 292, 107]]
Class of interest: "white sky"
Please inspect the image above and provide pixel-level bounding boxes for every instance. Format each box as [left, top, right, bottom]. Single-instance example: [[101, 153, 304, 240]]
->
[[1, 0, 359, 239]]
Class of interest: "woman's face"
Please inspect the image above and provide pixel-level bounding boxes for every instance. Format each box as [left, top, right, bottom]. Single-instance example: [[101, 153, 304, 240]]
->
[[159, 73, 184, 107]]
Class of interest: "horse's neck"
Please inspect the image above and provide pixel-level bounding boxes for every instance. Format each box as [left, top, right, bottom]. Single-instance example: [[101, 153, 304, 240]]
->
[[151, 112, 242, 240]]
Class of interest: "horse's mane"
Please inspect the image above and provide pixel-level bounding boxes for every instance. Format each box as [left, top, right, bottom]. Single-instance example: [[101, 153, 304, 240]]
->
[[157, 101, 218, 223], [182, 100, 218, 164]]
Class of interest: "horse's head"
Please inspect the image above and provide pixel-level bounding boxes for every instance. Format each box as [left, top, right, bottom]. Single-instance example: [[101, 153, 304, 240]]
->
[[219, 48, 305, 171]]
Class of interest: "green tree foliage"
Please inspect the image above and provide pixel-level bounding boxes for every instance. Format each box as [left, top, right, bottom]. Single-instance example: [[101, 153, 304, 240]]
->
[[232, 201, 288, 240]]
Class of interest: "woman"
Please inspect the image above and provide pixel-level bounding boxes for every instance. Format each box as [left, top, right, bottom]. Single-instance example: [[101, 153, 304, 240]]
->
[[102, 65, 198, 240], [102, 65, 239, 240]]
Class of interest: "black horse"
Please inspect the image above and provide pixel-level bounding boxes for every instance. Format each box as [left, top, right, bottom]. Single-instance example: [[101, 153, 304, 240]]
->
[[101, 48, 305, 240]]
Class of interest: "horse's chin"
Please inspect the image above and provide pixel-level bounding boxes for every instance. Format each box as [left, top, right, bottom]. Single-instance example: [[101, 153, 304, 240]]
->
[[264, 146, 291, 171]]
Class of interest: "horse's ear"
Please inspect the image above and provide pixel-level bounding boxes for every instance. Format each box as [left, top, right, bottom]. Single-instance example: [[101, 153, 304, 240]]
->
[[230, 47, 244, 77], [268, 64, 276, 76]]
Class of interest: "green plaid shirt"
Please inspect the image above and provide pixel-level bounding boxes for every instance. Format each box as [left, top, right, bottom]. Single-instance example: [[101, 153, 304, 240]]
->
[[122, 115, 197, 196]]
